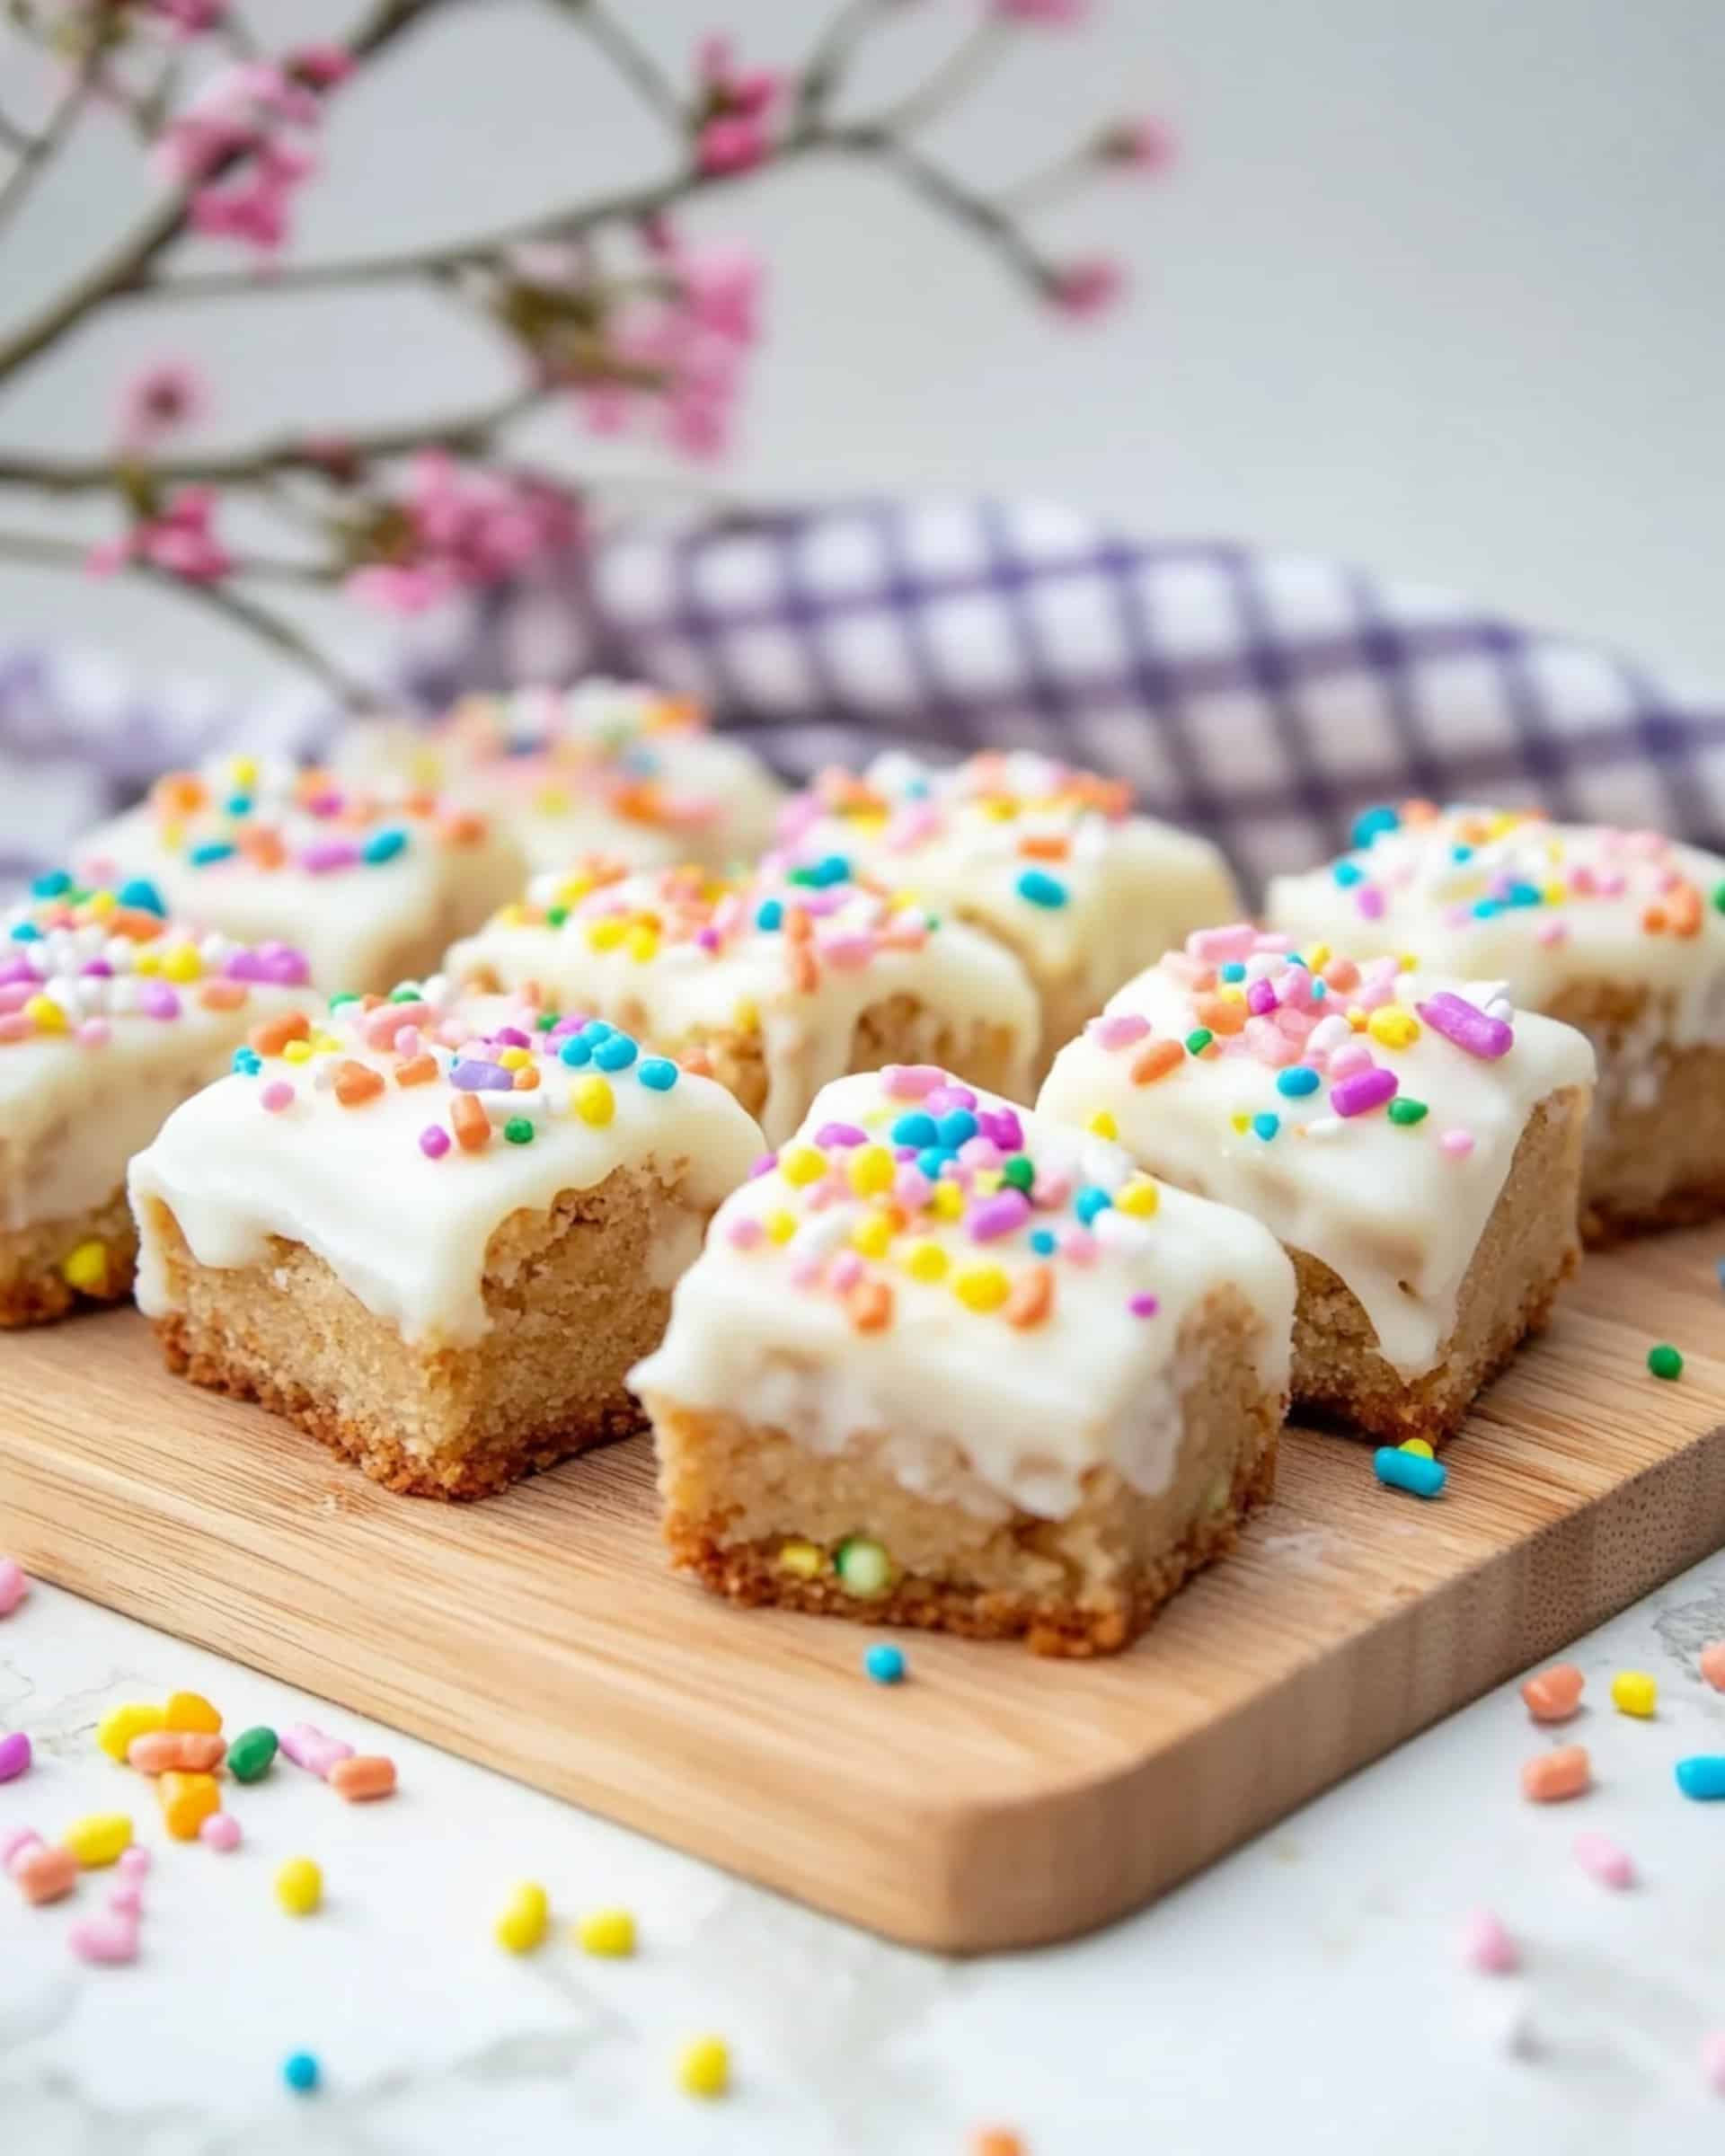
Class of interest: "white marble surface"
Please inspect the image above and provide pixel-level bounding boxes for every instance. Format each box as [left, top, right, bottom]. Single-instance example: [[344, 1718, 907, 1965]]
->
[[6, 1550, 1725, 2155]]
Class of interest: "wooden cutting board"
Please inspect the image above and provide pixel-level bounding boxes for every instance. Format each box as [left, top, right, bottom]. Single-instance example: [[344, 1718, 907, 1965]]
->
[[2, 1229, 1722, 1954]]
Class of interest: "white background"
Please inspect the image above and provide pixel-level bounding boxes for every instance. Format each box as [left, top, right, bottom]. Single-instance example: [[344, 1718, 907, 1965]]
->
[[0, 0, 1721, 697]]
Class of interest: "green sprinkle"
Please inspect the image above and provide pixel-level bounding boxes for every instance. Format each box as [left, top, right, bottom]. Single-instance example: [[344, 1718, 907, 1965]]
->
[[1184, 1028, 1214, 1056], [1000, 1153, 1035, 1192], [1713, 880, 1725, 915], [834, 1536, 892, 1599], [226, 1726, 279, 1783], [327, 992, 360, 1011], [388, 985, 422, 1003], [1649, 1343, 1685, 1381], [503, 1117, 535, 1145], [1387, 1098, 1429, 1127], [534, 1012, 560, 1031], [546, 906, 569, 928]]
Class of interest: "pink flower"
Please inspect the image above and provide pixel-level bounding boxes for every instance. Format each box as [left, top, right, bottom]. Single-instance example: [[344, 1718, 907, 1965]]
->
[[1101, 116, 1176, 172], [345, 563, 455, 615], [346, 458, 579, 614], [678, 241, 763, 344], [572, 240, 762, 463], [190, 173, 293, 253], [116, 359, 209, 450], [1048, 255, 1124, 319], [696, 114, 769, 176], [88, 488, 233, 585], [286, 44, 356, 89], [153, 56, 327, 252], [147, 0, 227, 35], [992, 0, 1087, 19], [692, 32, 783, 174]]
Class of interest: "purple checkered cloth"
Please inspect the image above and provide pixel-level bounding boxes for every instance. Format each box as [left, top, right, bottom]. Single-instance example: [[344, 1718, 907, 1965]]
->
[[5, 497, 1724, 892]]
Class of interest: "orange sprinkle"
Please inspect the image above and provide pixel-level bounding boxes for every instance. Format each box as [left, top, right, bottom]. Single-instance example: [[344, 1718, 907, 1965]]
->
[[198, 980, 248, 1012], [329, 1754, 397, 1803], [1017, 834, 1070, 862], [1131, 1038, 1183, 1085], [333, 1060, 385, 1108], [249, 1011, 311, 1057], [1520, 1745, 1590, 1803], [1401, 797, 1443, 825], [451, 1093, 490, 1152], [402, 787, 437, 817], [394, 1053, 438, 1087], [1642, 905, 1668, 934], [1004, 1264, 1054, 1330], [1322, 957, 1360, 992], [847, 1278, 893, 1333], [972, 2134, 1026, 2156], [106, 906, 168, 942], [238, 828, 286, 871], [1194, 994, 1246, 1037], [610, 780, 667, 826], [152, 772, 206, 817], [512, 1065, 541, 1091], [1670, 883, 1703, 937], [784, 906, 813, 944], [681, 1048, 714, 1078], [1520, 1662, 1584, 1724], [441, 810, 487, 846], [790, 944, 819, 994]]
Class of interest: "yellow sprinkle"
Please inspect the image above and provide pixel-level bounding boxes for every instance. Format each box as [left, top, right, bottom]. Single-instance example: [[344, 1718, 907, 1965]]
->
[[495, 901, 529, 927], [776, 1540, 824, 1578], [534, 785, 571, 815], [978, 797, 1018, 822], [228, 755, 258, 788], [1230, 1112, 1251, 1135], [1087, 1109, 1119, 1140], [953, 1265, 1009, 1313], [553, 874, 592, 908], [1115, 1177, 1160, 1218], [930, 1182, 964, 1222], [311, 1032, 341, 1055], [274, 1857, 323, 1916], [1610, 1670, 1658, 1719], [1543, 882, 1567, 906], [60, 1239, 110, 1294], [626, 924, 659, 963], [764, 1209, 796, 1244], [1217, 984, 1248, 1004], [1346, 1007, 1368, 1030], [160, 943, 203, 984], [587, 919, 627, 952], [282, 1038, 314, 1064], [847, 1144, 895, 1198], [62, 1814, 132, 1869], [1308, 942, 1331, 969], [97, 1702, 164, 1762], [159, 1771, 220, 1841], [87, 889, 115, 918], [1367, 1008, 1420, 1049], [676, 2036, 730, 2099], [494, 1880, 548, 1953], [495, 1047, 529, 1071], [1399, 1438, 1435, 1460], [780, 1144, 827, 1188], [164, 1690, 222, 1735], [576, 1907, 637, 1958], [902, 1240, 949, 1284], [23, 994, 66, 1033], [852, 1210, 894, 1259], [1398, 953, 1418, 971], [572, 1075, 615, 1127], [731, 997, 760, 1033], [133, 950, 161, 976]]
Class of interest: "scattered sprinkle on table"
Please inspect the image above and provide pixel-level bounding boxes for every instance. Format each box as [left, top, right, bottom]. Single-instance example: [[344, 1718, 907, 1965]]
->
[[226, 1726, 279, 1782], [1648, 1343, 1684, 1380], [676, 2035, 730, 2099], [282, 2051, 321, 2095], [1702, 1642, 1725, 1692], [576, 1907, 636, 1958], [971, 2133, 1027, 2156], [0, 1731, 31, 1783], [275, 1856, 323, 1915], [1520, 1662, 1584, 1722], [1460, 1908, 1518, 1974], [864, 1643, 907, 1685], [495, 1881, 549, 1953], [1609, 1670, 1657, 1718], [1573, 1832, 1634, 1888], [1676, 1756, 1725, 1801], [1374, 1446, 1446, 1498], [63, 1814, 132, 1868], [1521, 1745, 1590, 1802], [0, 1556, 29, 1616]]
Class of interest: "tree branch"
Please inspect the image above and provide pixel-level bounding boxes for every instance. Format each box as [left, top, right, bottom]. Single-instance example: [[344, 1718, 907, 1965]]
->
[[795, 0, 895, 121], [544, 0, 686, 133], [874, 14, 1011, 137], [0, 37, 103, 244], [133, 565, 382, 707]]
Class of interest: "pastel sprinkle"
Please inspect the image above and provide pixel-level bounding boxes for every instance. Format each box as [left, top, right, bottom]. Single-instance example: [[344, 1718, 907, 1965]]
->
[[864, 1643, 907, 1684], [1648, 1343, 1684, 1380], [1015, 869, 1067, 908], [1374, 1447, 1445, 1498], [1573, 1832, 1634, 1888], [1676, 1756, 1725, 1801], [1461, 1909, 1518, 1975]]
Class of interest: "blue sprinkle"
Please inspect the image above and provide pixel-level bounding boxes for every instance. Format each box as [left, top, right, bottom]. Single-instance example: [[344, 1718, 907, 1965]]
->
[[891, 1111, 938, 1149], [1252, 1112, 1280, 1141], [637, 1056, 678, 1091], [1029, 1228, 1057, 1257], [559, 1035, 592, 1068], [1472, 897, 1501, 919], [1350, 804, 1402, 848], [225, 793, 252, 817], [935, 1109, 978, 1150], [916, 1145, 953, 1181], [118, 879, 165, 915], [30, 870, 70, 898], [755, 898, 784, 932], [10, 921, 42, 941], [1332, 861, 1364, 888], [863, 1643, 906, 1685], [1310, 978, 1327, 999], [1074, 1185, 1114, 1226], [594, 1032, 639, 1071], [1676, 1756, 1725, 1801], [1219, 962, 1246, 983], [1015, 868, 1067, 910], [1373, 1447, 1446, 1498], [363, 827, 408, 866], [1284, 951, 1309, 968], [1277, 1065, 1321, 1097], [580, 1019, 615, 1043], [906, 778, 932, 800], [281, 2051, 321, 2095], [811, 853, 852, 888], [1451, 844, 1474, 863], [1504, 881, 1542, 908], [232, 1047, 261, 1075], [188, 841, 235, 868]]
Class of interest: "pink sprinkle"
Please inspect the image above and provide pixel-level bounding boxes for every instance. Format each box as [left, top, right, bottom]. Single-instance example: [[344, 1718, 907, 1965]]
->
[[1354, 885, 1387, 921], [69, 1915, 137, 1966], [419, 1125, 451, 1160], [280, 1722, 354, 1778], [76, 1018, 111, 1048], [818, 932, 876, 969], [109, 1883, 144, 1915], [117, 1845, 151, 1880], [199, 1812, 242, 1852], [0, 1827, 41, 1870], [893, 1166, 933, 1209], [1244, 1017, 1299, 1067], [958, 1136, 1003, 1171], [727, 1216, 765, 1250], [968, 1190, 1031, 1242], [882, 1064, 944, 1100], [1440, 1128, 1475, 1159], [1128, 1293, 1160, 1319], [0, 1732, 31, 1782], [1328, 1040, 1374, 1081], [1032, 1170, 1074, 1211], [1461, 1909, 1519, 1975], [1187, 923, 1258, 964], [1703, 2032, 1725, 2096], [260, 1081, 295, 1113], [748, 1152, 779, 1180], [1535, 919, 1569, 947], [1417, 991, 1515, 1060], [0, 1013, 30, 1042], [1246, 978, 1279, 1017], [1573, 1832, 1633, 1889], [1060, 1227, 1099, 1265], [828, 1250, 863, 1293], [1089, 1012, 1150, 1050], [139, 983, 181, 1021], [925, 1084, 978, 1116], [0, 1557, 28, 1615], [1330, 1065, 1398, 1118]]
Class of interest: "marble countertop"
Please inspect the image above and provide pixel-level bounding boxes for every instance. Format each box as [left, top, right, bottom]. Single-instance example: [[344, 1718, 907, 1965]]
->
[[5, 1556, 1725, 2155]]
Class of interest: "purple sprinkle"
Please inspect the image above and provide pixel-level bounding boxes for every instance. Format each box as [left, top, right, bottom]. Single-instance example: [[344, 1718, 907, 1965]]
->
[[814, 1121, 869, 1149], [1128, 1293, 1161, 1319], [977, 1106, 1024, 1152], [1247, 978, 1278, 1016], [967, 1189, 1031, 1242], [1330, 1065, 1399, 1117], [1354, 885, 1387, 920], [299, 839, 361, 874], [1416, 991, 1516, 1061], [304, 789, 343, 817], [925, 1084, 978, 1116], [450, 1058, 514, 1091], [695, 926, 722, 952], [79, 959, 113, 977], [0, 959, 35, 988], [225, 943, 310, 986], [493, 1027, 532, 1049], [419, 1125, 451, 1160], [748, 1152, 780, 1180], [139, 983, 181, 1021], [0, 1729, 30, 1782]]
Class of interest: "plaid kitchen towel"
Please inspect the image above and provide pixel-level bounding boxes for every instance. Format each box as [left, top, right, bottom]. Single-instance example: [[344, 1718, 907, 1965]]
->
[[5, 496, 1724, 894]]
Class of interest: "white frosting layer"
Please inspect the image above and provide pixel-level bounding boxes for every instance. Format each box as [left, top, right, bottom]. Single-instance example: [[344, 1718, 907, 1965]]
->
[[338, 680, 784, 876], [75, 758, 525, 994], [129, 994, 765, 1348], [1037, 930, 1597, 1378], [1266, 806, 1725, 1046], [445, 860, 1040, 1144], [772, 749, 1241, 1021], [632, 1069, 1295, 1521], [0, 891, 309, 1233]]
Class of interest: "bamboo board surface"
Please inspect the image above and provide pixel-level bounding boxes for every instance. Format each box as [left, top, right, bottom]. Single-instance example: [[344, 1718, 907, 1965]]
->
[[2, 1229, 1723, 1953]]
